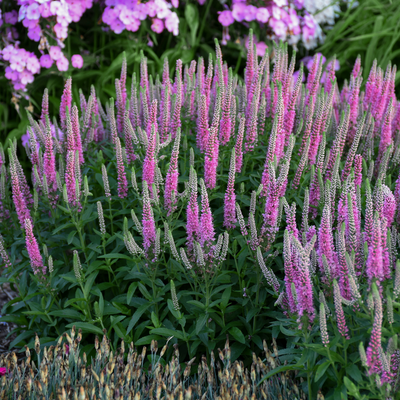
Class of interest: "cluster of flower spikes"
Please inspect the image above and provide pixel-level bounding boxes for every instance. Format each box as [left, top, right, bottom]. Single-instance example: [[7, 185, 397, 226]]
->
[[275, 49, 400, 386], [216, 0, 345, 52], [3, 29, 400, 388]]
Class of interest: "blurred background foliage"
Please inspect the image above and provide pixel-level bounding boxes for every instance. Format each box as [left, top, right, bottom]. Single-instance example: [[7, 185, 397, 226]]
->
[[319, 0, 400, 88]]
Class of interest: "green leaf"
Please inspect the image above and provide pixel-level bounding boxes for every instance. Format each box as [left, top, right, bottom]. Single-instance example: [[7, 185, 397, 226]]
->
[[343, 377, 361, 398], [346, 364, 362, 382], [67, 230, 77, 245], [113, 322, 129, 341], [109, 315, 126, 329], [257, 364, 301, 386], [151, 311, 160, 328], [52, 221, 73, 233], [280, 324, 297, 336], [185, 3, 199, 46], [221, 287, 231, 309], [151, 328, 185, 340], [196, 314, 208, 335], [9, 331, 34, 348], [229, 327, 245, 344], [187, 300, 206, 310], [98, 253, 132, 260], [98, 292, 104, 318], [127, 282, 138, 305], [135, 334, 161, 346], [84, 271, 99, 299], [126, 302, 151, 334], [65, 322, 103, 335], [314, 361, 331, 382], [48, 309, 83, 320]]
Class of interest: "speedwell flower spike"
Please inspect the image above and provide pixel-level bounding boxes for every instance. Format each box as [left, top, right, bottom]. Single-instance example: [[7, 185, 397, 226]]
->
[[223, 148, 236, 230]]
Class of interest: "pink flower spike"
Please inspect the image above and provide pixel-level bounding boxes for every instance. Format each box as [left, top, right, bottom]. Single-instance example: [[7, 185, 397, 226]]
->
[[60, 77, 72, 131], [9, 148, 31, 229], [142, 181, 156, 257], [333, 280, 349, 339], [223, 149, 236, 230], [115, 137, 128, 199], [366, 284, 383, 375], [164, 128, 181, 216], [186, 167, 199, 258], [199, 178, 216, 252], [25, 219, 45, 275]]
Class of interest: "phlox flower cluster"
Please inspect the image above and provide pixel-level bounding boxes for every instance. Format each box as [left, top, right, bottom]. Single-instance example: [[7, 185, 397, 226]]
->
[[17, 0, 93, 41], [102, 0, 179, 36], [1, 44, 40, 92], [217, 0, 348, 50]]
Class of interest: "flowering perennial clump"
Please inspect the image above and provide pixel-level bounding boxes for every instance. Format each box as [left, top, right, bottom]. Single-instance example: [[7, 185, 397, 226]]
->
[[1, 31, 400, 397]]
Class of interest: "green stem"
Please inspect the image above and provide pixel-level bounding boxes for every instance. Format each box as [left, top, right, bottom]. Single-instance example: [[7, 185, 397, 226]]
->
[[307, 359, 312, 399], [108, 198, 114, 235], [327, 347, 340, 380], [80, 281, 92, 320], [196, 0, 214, 49]]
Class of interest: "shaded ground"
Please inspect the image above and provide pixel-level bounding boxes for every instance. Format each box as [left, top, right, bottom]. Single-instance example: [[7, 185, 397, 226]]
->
[[0, 283, 19, 356]]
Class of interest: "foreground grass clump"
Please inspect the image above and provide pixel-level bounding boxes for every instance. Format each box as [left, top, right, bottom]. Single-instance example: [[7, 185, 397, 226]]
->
[[0, 328, 304, 400], [1, 31, 400, 398]]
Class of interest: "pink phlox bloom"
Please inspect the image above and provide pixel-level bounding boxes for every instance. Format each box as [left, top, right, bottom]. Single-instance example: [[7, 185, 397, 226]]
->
[[10, 54, 26, 73], [146, 2, 158, 17], [56, 55, 69, 71], [5, 66, 18, 81], [270, 18, 287, 38], [110, 18, 125, 33], [151, 18, 164, 33], [26, 55, 40, 74], [71, 54, 83, 69], [171, 0, 178, 8], [271, 5, 282, 20], [256, 7, 270, 23], [165, 12, 179, 35], [256, 42, 268, 57], [26, 3, 40, 19], [54, 23, 68, 38], [20, 70, 34, 85], [285, 8, 301, 35], [232, 2, 247, 22], [40, 2, 53, 18], [57, 13, 72, 27], [243, 5, 257, 21], [49, 46, 63, 61], [40, 54, 53, 68], [218, 10, 234, 27], [1, 44, 18, 61]]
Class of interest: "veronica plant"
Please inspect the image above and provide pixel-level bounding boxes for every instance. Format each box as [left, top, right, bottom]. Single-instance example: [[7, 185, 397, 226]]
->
[[1, 30, 400, 399]]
